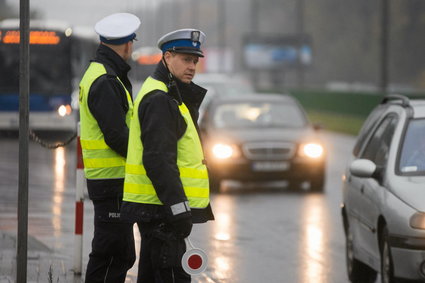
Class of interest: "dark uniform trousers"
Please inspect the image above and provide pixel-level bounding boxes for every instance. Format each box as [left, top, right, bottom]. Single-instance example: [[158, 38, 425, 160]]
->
[[85, 198, 136, 283], [137, 221, 190, 283]]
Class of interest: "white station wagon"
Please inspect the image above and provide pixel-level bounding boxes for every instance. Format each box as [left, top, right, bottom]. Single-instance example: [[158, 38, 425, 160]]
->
[[341, 94, 425, 283]]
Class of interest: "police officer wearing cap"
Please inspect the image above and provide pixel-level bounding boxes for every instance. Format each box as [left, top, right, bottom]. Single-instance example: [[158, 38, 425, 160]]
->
[[79, 13, 140, 282], [121, 29, 214, 282]]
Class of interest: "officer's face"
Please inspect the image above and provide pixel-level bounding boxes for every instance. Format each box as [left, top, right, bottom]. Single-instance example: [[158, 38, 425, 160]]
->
[[165, 52, 199, 84]]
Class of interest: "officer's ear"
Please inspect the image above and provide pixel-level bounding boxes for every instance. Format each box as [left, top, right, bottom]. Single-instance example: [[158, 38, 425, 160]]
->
[[123, 42, 132, 60], [163, 51, 173, 64], [164, 51, 171, 58]]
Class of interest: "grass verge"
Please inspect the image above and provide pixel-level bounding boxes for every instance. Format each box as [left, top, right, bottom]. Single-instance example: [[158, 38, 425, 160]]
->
[[305, 109, 365, 136]]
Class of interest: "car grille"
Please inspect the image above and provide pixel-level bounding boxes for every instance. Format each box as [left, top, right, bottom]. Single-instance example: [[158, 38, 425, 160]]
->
[[242, 142, 295, 160]]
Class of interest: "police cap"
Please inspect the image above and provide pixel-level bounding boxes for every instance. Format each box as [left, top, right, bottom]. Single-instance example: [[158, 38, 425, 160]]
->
[[157, 28, 206, 57], [95, 13, 141, 45]]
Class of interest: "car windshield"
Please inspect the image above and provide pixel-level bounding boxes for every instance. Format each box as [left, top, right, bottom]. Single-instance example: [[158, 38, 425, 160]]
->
[[398, 118, 425, 175], [212, 101, 307, 129]]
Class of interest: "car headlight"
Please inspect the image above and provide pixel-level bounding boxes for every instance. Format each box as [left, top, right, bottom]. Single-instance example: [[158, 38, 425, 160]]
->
[[299, 143, 324, 159], [58, 104, 72, 117], [212, 143, 239, 159], [410, 212, 425, 230]]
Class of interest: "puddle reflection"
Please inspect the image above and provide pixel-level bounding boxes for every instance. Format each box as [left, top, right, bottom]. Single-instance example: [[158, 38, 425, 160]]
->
[[213, 212, 231, 242], [209, 195, 236, 279], [52, 147, 65, 237], [300, 194, 329, 283]]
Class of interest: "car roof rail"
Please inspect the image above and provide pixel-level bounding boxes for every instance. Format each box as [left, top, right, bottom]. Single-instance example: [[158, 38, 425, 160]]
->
[[380, 94, 410, 107]]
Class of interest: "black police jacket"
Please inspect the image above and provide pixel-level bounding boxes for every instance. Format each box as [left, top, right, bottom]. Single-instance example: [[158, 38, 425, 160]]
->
[[85, 44, 133, 200], [121, 62, 214, 224]]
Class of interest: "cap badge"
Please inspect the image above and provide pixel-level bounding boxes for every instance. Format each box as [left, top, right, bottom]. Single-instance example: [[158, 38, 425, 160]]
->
[[191, 31, 200, 46]]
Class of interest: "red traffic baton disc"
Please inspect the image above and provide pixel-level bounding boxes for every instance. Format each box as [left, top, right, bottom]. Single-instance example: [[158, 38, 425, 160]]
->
[[182, 237, 208, 275]]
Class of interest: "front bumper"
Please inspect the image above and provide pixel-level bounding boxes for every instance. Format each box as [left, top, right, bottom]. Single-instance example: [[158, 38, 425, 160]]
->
[[207, 156, 325, 181], [391, 246, 425, 280]]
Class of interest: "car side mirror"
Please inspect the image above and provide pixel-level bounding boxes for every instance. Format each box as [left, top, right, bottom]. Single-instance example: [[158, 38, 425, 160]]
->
[[349, 159, 377, 178]]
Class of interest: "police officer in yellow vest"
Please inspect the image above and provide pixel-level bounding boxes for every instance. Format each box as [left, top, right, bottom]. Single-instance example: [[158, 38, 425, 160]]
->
[[79, 13, 140, 283], [121, 29, 214, 282]]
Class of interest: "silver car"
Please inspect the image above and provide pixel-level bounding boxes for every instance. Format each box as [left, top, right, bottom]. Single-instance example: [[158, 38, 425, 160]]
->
[[341, 94, 425, 283]]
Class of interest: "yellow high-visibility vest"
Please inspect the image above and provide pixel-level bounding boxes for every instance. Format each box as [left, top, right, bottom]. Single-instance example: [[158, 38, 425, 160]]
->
[[79, 62, 133, 179], [123, 76, 209, 208]]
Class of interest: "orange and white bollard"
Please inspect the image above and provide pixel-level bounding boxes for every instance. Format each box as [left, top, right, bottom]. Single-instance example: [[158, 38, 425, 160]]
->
[[74, 122, 85, 275]]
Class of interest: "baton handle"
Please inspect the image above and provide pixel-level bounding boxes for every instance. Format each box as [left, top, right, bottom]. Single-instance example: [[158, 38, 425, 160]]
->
[[184, 237, 195, 250]]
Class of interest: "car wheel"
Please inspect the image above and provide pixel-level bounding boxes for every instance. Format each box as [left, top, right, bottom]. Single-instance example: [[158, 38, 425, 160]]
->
[[381, 226, 396, 283], [346, 222, 377, 283]]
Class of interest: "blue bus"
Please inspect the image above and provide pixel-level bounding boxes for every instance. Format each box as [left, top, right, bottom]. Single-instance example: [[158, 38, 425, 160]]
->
[[0, 19, 97, 132]]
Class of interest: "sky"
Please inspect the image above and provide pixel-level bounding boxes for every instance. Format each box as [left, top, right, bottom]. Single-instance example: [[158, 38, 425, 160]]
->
[[6, 0, 152, 27]]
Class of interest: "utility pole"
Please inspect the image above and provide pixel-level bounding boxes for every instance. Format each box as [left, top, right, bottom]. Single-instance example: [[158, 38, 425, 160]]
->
[[17, 0, 30, 281], [380, 0, 390, 94], [250, 0, 259, 88], [251, 0, 258, 34], [296, 0, 305, 88], [192, 0, 199, 28], [217, 0, 226, 72]]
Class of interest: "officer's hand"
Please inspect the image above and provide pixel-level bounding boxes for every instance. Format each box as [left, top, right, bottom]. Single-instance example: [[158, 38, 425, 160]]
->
[[169, 212, 193, 239]]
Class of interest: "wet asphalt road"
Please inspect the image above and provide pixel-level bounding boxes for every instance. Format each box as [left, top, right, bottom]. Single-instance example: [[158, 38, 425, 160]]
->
[[0, 131, 356, 283]]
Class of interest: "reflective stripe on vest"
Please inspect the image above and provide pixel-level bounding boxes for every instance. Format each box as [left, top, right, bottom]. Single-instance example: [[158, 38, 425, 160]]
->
[[79, 62, 133, 179], [123, 77, 209, 208]]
